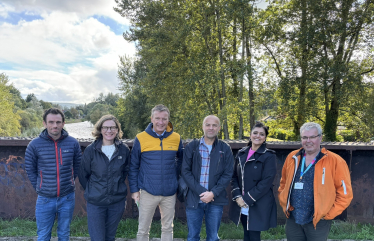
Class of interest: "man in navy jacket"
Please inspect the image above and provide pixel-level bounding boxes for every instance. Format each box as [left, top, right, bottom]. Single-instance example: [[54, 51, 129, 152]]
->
[[25, 108, 81, 241], [129, 104, 183, 241], [181, 115, 234, 241]]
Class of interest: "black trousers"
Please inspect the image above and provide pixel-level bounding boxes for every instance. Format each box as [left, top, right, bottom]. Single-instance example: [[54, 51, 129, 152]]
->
[[285, 216, 332, 241], [240, 214, 261, 241]]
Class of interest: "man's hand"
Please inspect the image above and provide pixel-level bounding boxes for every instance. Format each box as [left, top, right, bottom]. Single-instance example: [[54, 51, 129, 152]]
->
[[236, 197, 247, 208], [199, 191, 214, 203], [132, 192, 140, 202]]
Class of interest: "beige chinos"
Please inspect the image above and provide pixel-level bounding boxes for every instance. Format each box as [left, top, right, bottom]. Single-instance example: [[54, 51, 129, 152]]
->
[[137, 189, 176, 241]]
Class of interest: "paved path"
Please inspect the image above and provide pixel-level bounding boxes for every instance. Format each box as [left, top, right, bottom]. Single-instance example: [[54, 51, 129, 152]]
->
[[64, 121, 94, 139]]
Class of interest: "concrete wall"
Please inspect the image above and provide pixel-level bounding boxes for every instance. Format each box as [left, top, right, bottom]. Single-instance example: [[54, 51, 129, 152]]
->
[[1, 138, 373, 223]]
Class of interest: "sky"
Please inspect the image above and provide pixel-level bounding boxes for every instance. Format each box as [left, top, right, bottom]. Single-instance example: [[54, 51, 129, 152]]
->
[[0, 0, 135, 104]]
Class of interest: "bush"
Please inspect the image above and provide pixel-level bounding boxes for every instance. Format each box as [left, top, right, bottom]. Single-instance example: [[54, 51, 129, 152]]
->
[[19, 127, 44, 137], [338, 130, 356, 142], [269, 128, 296, 141]]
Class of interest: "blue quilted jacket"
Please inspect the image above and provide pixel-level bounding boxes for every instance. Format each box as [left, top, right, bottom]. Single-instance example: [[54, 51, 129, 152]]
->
[[129, 122, 183, 196], [25, 129, 82, 197]]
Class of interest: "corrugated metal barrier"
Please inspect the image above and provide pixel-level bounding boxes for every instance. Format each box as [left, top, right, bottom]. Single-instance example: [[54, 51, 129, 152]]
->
[[1, 137, 373, 224]]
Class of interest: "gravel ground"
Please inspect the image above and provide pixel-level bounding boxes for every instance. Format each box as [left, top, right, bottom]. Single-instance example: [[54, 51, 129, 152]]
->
[[64, 121, 94, 139]]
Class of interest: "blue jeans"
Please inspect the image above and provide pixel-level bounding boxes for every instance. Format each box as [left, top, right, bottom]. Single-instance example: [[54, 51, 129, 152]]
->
[[87, 199, 126, 241], [186, 203, 223, 241], [35, 192, 75, 241]]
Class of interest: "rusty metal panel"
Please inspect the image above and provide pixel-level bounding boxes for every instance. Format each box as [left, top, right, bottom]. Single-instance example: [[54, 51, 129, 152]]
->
[[1, 138, 374, 224]]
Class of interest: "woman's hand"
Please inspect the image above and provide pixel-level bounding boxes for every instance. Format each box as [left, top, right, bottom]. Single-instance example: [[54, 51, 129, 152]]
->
[[236, 197, 248, 208]]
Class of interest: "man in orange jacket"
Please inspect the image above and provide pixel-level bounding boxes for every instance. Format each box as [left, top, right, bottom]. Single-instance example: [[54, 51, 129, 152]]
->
[[278, 122, 353, 241]]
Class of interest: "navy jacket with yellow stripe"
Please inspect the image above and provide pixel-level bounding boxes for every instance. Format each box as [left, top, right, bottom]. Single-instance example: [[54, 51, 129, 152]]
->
[[129, 122, 183, 196]]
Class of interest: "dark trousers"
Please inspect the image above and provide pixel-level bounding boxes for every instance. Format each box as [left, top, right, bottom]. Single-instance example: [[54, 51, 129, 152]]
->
[[240, 214, 261, 241], [285, 216, 332, 241], [87, 199, 126, 241]]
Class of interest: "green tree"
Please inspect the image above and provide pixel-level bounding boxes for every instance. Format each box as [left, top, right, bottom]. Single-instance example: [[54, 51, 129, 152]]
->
[[0, 73, 21, 136], [25, 93, 36, 103], [40, 100, 53, 110], [88, 103, 113, 124], [257, 0, 374, 140]]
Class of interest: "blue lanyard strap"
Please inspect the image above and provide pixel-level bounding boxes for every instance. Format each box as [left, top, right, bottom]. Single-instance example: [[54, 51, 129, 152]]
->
[[300, 154, 316, 180]]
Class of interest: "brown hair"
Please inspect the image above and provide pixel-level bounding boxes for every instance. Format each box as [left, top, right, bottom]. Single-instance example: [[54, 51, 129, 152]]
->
[[43, 108, 65, 123], [92, 114, 123, 140]]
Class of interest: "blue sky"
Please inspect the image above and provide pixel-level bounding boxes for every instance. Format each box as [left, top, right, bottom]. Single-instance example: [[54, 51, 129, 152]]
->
[[0, 1, 135, 104]]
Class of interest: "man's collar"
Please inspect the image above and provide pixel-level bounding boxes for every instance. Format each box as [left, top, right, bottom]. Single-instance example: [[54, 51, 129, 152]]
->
[[200, 136, 217, 146], [152, 128, 166, 137]]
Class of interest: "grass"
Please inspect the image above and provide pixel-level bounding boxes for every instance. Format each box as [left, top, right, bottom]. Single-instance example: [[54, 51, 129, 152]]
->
[[1, 218, 374, 240]]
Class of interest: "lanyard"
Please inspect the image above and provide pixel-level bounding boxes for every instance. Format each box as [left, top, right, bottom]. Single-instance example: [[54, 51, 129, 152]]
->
[[300, 154, 316, 180]]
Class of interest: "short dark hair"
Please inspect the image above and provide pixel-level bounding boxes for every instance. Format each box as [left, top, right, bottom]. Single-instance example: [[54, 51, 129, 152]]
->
[[247, 121, 269, 146], [43, 108, 65, 123]]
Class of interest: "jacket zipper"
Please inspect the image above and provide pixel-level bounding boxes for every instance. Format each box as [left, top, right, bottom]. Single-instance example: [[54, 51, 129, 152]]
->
[[322, 167, 325, 185], [40, 170, 43, 189], [286, 155, 299, 211], [54, 141, 60, 197], [160, 138, 164, 195]]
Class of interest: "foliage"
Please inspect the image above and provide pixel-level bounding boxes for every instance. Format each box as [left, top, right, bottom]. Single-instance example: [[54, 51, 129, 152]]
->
[[256, 0, 374, 140], [87, 103, 113, 125], [0, 73, 21, 136], [114, 0, 374, 141]]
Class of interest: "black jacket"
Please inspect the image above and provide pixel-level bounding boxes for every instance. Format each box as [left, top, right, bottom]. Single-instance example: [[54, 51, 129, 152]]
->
[[229, 143, 277, 231], [79, 139, 130, 206], [181, 138, 234, 209]]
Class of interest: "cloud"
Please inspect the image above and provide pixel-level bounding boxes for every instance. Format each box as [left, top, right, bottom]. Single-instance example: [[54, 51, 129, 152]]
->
[[0, 0, 129, 25], [0, 0, 135, 104]]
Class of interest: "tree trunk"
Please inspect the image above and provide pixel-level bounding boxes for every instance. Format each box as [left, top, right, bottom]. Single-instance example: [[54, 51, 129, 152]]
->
[[246, 35, 255, 130], [216, 3, 229, 139]]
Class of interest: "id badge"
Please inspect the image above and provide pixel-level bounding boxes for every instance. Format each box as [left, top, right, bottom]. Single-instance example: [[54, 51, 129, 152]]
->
[[294, 182, 304, 189]]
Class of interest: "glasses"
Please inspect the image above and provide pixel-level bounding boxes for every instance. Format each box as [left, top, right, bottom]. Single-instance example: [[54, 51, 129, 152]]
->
[[301, 134, 321, 141], [101, 126, 118, 131]]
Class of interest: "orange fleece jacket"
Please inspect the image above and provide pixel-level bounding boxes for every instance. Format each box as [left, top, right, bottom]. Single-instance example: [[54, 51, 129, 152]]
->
[[278, 147, 353, 228]]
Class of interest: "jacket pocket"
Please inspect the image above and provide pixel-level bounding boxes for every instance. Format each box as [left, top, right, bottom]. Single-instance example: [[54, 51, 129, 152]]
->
[[71, 167, 74, 186], [39, 170, 43, 189]]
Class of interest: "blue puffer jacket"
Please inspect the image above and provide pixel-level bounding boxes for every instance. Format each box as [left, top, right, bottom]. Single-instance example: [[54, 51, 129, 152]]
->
[[129, 122, 183, 196], [25, 129, 82, 197]]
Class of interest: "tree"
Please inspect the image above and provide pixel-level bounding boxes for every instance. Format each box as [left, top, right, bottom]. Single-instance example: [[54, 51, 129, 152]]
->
[[0, 73, 21, 136], [257, 0, 374, 140], [25, 93, 36, 103], [40, 100, 53, 110], [88, 103, 113, 124]]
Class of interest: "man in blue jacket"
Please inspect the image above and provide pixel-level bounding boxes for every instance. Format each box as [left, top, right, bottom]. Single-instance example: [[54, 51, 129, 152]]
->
[[181, 115, 234, 241], [129, 104, 183, 241], [25, 108, 81, 241]]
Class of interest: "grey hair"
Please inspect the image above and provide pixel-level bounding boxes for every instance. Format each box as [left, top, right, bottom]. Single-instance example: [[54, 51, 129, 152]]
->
[[151, 104, 170, 118], [300, 122, 323, 136], [202, 115, 221, 127]]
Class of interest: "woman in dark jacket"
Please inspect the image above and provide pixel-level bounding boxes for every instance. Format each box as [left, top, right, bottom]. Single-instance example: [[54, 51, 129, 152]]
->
[[79, 115, 130, 241], [229, 122, 277, 241]]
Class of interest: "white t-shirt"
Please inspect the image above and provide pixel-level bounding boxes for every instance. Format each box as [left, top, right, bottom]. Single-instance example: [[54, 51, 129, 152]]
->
[[101, 144, 115, 161]]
